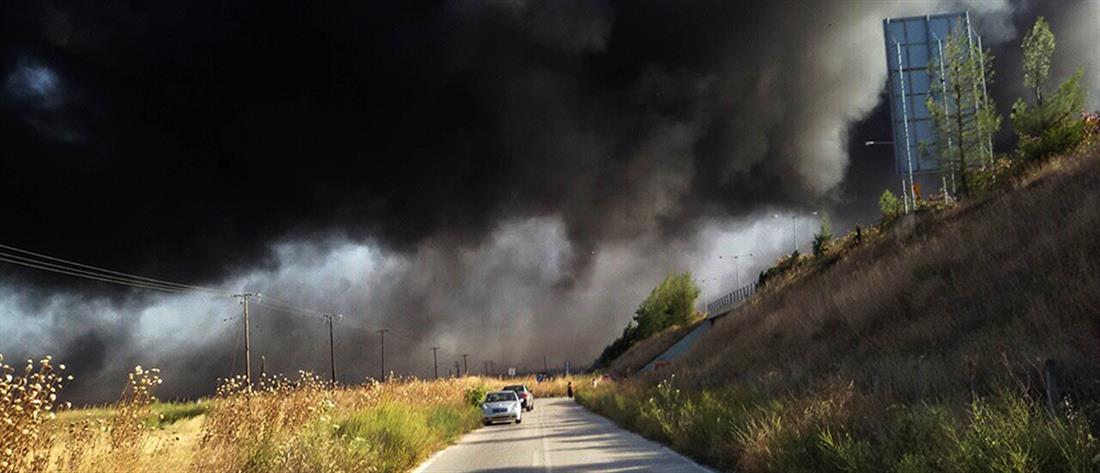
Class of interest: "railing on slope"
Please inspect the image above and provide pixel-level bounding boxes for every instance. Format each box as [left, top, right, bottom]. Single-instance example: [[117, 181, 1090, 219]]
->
[[704, 281, 758, 317]]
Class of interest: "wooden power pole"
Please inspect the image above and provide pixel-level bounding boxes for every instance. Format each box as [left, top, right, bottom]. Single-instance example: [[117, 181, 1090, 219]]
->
[[431, 346, 440, 379], [322, 314, 341, 386], [461, 353, 469, 377], [233, 292, 257, 388], [377, 329, 390, 381]]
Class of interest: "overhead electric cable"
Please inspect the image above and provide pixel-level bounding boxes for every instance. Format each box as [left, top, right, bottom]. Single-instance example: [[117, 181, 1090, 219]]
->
[[256, 295, 328, 315], [0, 241, 356, 329], [0, 253, 214, 296], [0, 243, 230, 295]]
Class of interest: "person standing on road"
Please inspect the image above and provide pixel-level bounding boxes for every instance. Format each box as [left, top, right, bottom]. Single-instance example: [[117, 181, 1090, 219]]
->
[[566, 381, 573, 398]]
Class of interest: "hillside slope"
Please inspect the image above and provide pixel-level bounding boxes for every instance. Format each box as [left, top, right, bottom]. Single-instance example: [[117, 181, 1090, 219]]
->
[[676, 145, 1099, 402], [580, 145, 1100, 472]]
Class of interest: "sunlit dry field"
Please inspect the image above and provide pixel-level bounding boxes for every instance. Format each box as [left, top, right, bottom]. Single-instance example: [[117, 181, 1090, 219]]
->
[[1, 354, 589, 473]]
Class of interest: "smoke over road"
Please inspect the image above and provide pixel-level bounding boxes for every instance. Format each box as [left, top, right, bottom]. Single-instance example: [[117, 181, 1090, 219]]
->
[[1, 0, 1096, 402]]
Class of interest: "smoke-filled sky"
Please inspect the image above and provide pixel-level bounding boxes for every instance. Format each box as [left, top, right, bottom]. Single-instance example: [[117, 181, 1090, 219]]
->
[[2, 0, 1097, 403]]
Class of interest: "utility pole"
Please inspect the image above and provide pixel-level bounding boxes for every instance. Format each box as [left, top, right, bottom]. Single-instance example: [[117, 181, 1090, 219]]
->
[[431, 346, 440, 380], [233, 292, 257, 388], [454, 361, 460, 378], [377, 329, 390, 381], [543, 355, 548, 373], [461, 354, 469, 376], [322, 314, 341, 386], [260, 355, 266, 377]]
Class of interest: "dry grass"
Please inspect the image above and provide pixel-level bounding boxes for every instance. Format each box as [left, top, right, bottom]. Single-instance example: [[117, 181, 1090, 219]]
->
[[580, 143, 1100, 471], [1, 355, 72, 472], [2, 360, 594, 473], [1, 358, 504, 473], [477, 374, 593, 398], [673, 144, 1100, 404]]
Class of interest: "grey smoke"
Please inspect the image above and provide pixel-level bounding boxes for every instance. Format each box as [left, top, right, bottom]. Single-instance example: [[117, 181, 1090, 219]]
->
[[1, 0, 1097, 403]]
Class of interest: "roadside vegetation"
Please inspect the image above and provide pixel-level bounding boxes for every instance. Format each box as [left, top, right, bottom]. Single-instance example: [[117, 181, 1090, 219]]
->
[[583, 17, 1100, 472], [4, 354, 585, 473], [580, 378, 1096, 472], [2, 352, 590, 473]]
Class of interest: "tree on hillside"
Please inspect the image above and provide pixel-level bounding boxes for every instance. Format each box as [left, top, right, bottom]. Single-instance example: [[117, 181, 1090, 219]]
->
[[926, 23, 1002, 197], [1021, 17, 1055, 106], [1010, 17, 1088, 162], [812, 214, 833, 258], [632, 272, 700, 339], [879, 189, 903, 223], [593, 323, 638, 369], [593, 272, 701, 368]]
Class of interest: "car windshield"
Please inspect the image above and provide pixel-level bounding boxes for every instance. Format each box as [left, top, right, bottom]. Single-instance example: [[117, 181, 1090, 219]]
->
[[503, 385, 525, 392], [485, 392, 516, 402]]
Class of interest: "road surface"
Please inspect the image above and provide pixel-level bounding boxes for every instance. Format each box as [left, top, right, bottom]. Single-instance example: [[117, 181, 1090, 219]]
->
[[413, 397, 714, 473]]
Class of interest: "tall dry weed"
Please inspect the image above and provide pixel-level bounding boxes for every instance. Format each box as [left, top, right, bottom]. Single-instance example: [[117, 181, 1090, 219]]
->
[[0, 355, 71, 473]]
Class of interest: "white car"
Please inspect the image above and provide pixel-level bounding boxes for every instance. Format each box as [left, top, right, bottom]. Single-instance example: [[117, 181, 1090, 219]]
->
[[481, 391, 523, 425]]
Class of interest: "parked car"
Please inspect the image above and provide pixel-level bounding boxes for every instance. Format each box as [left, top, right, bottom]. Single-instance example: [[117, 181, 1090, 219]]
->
[[481, 391, 523, 425], [503, 384, 534, 411]]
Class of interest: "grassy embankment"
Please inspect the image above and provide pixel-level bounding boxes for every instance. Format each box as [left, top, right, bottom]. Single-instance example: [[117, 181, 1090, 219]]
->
[[580, 144, 1100, 471], [607, 320, 704, 375], [2, 357, 587, 473]]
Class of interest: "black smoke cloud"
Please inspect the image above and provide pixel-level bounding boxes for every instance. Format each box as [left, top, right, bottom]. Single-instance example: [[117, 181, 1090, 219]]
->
[[1, 0, 1096, 403]]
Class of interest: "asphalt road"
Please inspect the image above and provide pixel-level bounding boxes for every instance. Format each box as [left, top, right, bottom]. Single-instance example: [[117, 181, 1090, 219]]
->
[[413, 397, 715, 473]]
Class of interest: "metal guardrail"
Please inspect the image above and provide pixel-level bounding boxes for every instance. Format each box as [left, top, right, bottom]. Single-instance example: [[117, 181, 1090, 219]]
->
[[704, 281, 758, 317]]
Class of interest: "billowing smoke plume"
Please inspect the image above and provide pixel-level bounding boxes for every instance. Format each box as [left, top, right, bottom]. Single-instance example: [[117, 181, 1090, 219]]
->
[[1, 0, 1096, 402]]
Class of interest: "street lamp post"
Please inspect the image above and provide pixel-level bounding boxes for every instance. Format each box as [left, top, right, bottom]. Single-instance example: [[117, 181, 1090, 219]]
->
[[866, 140, 913, 213], [773, 212, 818, 254], [718, 253, 753, 288]]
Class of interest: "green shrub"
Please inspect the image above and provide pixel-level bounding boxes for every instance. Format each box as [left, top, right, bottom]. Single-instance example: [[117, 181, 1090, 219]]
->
[[1011, 17, 1088, 163], [879, 190, 903, 222], [148, 401, 208, 427], [812, 215, 833, 259], [331, 402, 477, 473], [464, 385, 487, 407]]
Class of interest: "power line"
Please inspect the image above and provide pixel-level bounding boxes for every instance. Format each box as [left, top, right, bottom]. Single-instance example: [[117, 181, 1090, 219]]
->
[[0, 243, 342, 322], [256, 294, 328, 316], [0, 252, 216, 296], [0, 243, 230, 296]]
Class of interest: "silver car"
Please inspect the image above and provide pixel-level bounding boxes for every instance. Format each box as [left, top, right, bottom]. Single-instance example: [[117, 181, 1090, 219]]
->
[[503, 384, 534, 411], [481, 391, 523, 425]]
